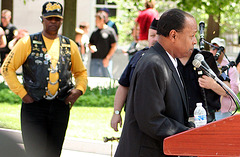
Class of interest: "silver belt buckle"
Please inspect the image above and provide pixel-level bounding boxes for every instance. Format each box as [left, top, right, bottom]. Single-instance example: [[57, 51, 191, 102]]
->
[[45, 90, 58, 100]]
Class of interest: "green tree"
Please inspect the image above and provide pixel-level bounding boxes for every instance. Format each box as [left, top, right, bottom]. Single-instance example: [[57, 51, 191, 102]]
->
[[172, 0, 240, 49], [110, 0, 240, 49]]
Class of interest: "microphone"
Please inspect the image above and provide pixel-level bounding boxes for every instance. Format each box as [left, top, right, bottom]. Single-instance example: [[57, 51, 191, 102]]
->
[[194, 53, 211, 70], [214, 46, 224, 60], [192, 58, 217, 80], [199, 21, 205, 50]]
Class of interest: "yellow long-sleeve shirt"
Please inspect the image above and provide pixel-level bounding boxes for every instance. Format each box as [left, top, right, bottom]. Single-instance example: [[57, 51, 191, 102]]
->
[[1, 33, 88, 99]]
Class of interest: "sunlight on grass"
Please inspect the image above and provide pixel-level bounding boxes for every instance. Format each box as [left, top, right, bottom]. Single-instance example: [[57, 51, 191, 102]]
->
[[0, 103, 124, 141], [0, 103, 21, 130], [66, 106, 124, 141]]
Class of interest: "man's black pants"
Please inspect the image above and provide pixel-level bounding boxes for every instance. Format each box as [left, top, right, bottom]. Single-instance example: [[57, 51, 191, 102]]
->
[[21, 99, 70, 157]]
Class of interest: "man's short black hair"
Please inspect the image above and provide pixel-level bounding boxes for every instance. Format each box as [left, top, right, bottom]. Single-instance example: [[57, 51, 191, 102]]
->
[[157, 8, 194, 37]]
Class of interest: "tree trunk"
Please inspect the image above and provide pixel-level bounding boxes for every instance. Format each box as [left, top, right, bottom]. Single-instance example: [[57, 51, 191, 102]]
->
[[205, 14, 220, 50], [62, 0, 76, 40], [1, 0, 13, 23]]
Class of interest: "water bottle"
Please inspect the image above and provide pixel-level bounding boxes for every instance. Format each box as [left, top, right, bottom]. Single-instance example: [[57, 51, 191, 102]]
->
[[194, 103, 207, 127]]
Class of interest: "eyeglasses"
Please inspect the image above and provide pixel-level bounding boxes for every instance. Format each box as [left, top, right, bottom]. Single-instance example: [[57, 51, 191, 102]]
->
[[1, 16, 7, 19]]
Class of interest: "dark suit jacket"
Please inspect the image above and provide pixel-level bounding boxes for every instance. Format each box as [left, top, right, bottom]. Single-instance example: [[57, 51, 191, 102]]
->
[[115, 42, 189, 157]]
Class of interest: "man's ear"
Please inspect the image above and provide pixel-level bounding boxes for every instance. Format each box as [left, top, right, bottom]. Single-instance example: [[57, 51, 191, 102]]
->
[[169, 30, 177, 41]]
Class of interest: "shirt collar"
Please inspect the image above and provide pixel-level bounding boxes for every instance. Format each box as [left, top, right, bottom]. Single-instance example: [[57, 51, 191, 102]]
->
[[166, 51, 178, 69]]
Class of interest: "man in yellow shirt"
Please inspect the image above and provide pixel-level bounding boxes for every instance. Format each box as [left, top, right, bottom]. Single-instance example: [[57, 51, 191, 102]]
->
[[1, 1, 87, 157]]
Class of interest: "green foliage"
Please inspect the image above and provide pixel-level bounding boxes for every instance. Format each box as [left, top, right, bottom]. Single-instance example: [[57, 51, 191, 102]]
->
[[75, 95, 115, 107], [74, 86, 117, 107], [84, 86, 117, 96], [0, 88, 21, 104], [166, 0, 240, 35], [110, 0, 141, 44], [109, 0, 240, 45], [0, 83, 117, 107], [0, 82, 9, 89]]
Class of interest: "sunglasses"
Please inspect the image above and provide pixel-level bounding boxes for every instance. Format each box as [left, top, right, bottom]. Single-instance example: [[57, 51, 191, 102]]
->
[[45, 17, 62, 21]]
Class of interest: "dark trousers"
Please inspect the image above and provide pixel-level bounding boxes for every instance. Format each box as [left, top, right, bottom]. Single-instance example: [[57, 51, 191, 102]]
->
[[21, 99, 70, 157]]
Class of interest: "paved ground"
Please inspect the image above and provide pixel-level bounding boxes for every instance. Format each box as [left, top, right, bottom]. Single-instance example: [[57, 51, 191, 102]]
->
[[0, 128, 118, 157], [61, 150, 111, 157]]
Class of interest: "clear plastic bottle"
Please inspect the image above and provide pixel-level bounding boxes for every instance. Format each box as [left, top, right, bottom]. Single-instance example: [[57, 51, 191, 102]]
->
[[194, 103, 207, 127]]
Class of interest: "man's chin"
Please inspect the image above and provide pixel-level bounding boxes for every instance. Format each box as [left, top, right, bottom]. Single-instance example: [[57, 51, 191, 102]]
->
[[181, 49, 192, 58]]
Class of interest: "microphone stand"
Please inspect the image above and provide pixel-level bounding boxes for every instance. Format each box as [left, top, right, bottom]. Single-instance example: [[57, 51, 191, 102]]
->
[[197, 69, 211, 121], [197, 38, 211, 121]]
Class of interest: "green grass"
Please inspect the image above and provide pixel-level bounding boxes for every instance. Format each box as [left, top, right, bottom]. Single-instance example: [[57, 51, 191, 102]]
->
[[0, 103, 21, 130], [67, 106, 123, 141], [0, 82, 123, 141], [0, 103, 124, 141]]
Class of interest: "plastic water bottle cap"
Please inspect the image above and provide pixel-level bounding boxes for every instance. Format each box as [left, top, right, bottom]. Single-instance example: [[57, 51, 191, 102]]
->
[[196, 103, 202, 107]]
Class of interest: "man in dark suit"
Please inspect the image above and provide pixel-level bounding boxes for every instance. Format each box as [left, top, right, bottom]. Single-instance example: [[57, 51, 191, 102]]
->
[[115, 8, 197, 157]]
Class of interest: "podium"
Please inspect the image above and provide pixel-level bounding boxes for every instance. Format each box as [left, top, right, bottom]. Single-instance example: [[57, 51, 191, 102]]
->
[[163, 114, 240, 156]]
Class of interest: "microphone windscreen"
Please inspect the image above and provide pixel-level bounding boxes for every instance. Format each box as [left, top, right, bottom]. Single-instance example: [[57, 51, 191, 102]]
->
[[194, 53, 204, 61], [192, 59, 201, 68]]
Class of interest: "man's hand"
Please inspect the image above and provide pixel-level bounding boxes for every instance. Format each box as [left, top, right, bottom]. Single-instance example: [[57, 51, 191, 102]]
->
[[64, 89, 82, 109], [198, 75, 216, 89], [89, 45, 97, 53], [22, 94, 34, 103], [102, 58, 109, 67], [111, 114, 122, 132], [199, 75, 229, 96]]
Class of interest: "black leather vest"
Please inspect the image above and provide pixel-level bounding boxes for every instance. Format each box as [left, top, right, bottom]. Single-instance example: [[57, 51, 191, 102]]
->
[[22, 32, 73, 101]]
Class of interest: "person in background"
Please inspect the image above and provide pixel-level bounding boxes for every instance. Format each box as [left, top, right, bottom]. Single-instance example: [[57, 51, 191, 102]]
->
[[209, 37, 239, 120], [235, 51, 240, 75], [0, 9, 18, 66], [75, 27, 85, 57], [1, 1, 87, 157], [79, 22, 90, 68], [0, 27, 6, 48], [134, 1, 158, 50], [8, 29, 29, 75], [99, 8, 118, 77], [0, 27, 7, 74], [111, 18, 158, 132], [125, 26, 139, 60], [115, 8, 197, 156], [8, 29, 29, 50], [79, 22, 89, 34], [89, 11, 117, 78], [99, 8, 118, 37], [178, 49, 223, 123]]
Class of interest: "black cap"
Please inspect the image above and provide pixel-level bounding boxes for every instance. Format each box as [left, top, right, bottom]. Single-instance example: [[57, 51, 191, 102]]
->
[[42, 1, 63, 19], [150, 18, 158, 30], [100, 8, 110, 14]]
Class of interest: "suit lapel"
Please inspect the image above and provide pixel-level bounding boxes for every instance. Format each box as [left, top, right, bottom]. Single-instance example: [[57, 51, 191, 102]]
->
[[152, 43, 188, 115]]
